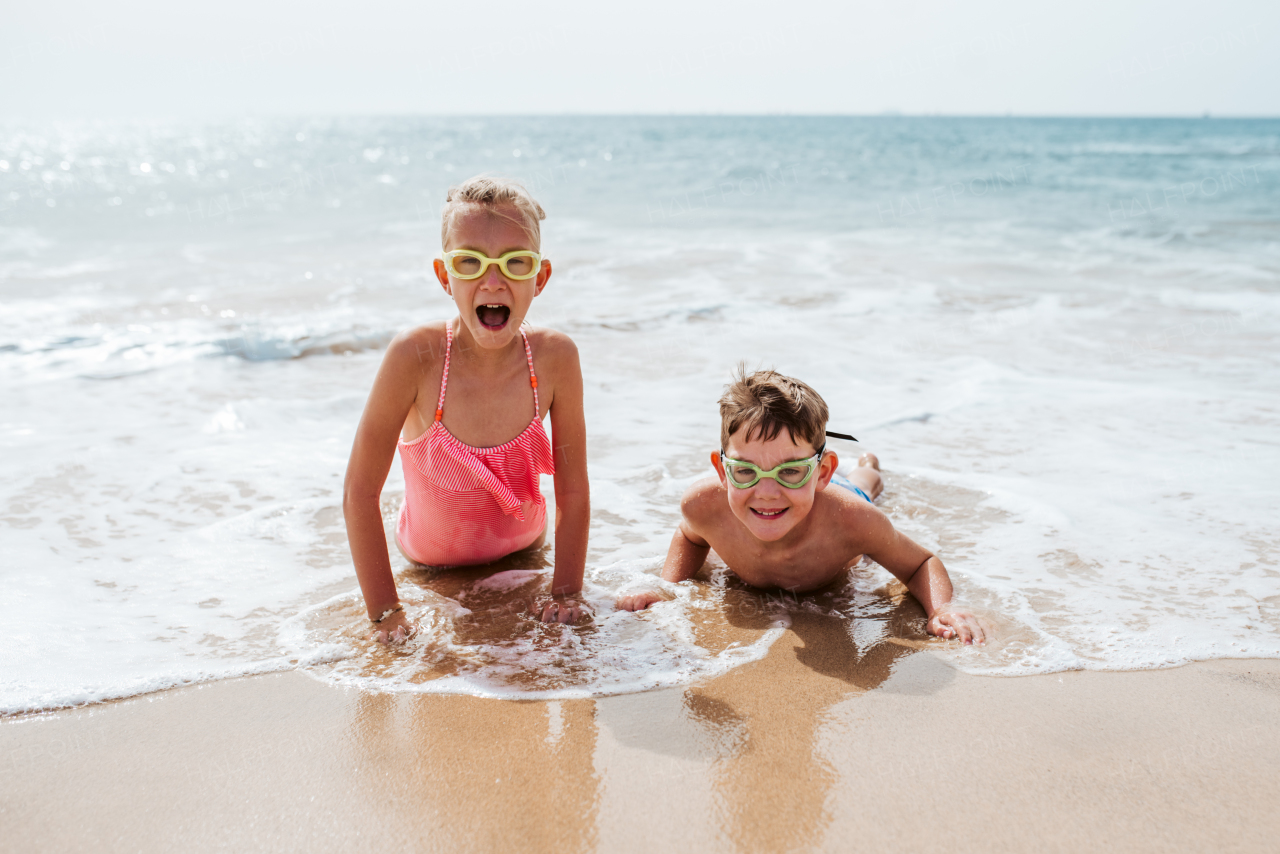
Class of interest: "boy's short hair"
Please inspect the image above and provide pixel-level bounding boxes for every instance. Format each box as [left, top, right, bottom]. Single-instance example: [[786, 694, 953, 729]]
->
[[719, 368, 829, 452], [441, 175, 546, 250]]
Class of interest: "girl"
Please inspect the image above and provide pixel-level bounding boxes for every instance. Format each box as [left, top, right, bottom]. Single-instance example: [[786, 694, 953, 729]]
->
[[343, 177, 589, 643]]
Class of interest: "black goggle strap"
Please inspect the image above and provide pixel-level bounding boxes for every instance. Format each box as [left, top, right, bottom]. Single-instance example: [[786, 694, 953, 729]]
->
[[825, 431, 858, 442]]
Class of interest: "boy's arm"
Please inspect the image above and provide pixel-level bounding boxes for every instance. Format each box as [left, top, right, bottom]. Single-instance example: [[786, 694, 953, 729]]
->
[[343, 332, 424, 641], [616, 524, 709, 612], [662, 523, 710, 583], [543, 335, 589, 622], [858, 509, 987, 645], [617, 482, 714, 612]]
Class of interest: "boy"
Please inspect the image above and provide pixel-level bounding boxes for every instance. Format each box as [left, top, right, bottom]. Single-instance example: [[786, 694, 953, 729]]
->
[[618, 369, 986, 645]]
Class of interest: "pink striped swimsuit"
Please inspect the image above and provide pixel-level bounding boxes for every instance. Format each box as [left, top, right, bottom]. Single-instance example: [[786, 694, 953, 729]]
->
[[396, 320, 556, 566]]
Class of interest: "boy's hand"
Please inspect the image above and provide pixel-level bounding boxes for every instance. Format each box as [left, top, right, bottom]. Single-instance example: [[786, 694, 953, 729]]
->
[[616, 590, 667, 612], [534, 594, 587, 625], [927, 609, 987, 645], [370, 608, 417, 645]]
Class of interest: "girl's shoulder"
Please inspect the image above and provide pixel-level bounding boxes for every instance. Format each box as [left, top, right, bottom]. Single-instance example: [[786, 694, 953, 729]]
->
[[524, 326, 582, 389], [384, 320, 450, 369], [524, 325, 580, 367]]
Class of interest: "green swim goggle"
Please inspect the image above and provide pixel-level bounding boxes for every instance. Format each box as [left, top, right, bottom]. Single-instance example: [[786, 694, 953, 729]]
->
[[720, 446, 826, 489]]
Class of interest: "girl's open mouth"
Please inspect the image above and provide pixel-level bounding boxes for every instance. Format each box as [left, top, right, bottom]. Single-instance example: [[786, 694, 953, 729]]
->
[[477, 304, 511, 330]]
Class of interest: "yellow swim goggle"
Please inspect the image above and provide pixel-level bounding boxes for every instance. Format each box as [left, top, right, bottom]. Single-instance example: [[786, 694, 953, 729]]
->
[[440, 249, 543, 281]]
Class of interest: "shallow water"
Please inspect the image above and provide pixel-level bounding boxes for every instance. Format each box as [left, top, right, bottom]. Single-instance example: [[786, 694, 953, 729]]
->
[[2, 116, 1278, 712]]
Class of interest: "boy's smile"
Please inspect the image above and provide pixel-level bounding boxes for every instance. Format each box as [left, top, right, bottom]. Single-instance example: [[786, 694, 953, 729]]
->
[[714, 428, 838, 543]]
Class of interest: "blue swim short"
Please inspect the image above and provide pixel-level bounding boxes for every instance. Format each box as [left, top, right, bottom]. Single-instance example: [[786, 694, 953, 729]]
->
[[830, 474, 874, 504]]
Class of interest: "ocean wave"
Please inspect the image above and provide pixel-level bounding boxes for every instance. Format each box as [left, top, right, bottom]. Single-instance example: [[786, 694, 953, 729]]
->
[[216, 326, 393, 361], [0, 647, 349, 717], [0, 321, 396, 379], [5, 115, 1280, 715]]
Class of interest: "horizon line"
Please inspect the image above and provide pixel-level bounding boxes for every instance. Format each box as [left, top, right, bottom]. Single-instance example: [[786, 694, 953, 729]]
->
[[4, 111, 1280, 123]]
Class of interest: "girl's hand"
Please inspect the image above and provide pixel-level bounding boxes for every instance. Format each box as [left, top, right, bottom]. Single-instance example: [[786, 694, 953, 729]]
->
[[370, 608, 417, 645], [927, 609, 988, 645], [534, 595, 587, 625], [616, 590, 667, 612]]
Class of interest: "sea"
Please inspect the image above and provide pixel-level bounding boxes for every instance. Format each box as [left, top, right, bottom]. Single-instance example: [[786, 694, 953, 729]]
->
[[2, 116, 1278, 712]]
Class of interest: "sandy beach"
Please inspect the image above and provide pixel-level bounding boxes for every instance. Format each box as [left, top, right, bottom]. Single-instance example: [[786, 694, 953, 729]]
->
[[5, 619, 1278, 854]]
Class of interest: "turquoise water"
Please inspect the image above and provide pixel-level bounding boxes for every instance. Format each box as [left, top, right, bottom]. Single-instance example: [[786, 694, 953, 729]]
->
[[2, 117, 1278, 710]]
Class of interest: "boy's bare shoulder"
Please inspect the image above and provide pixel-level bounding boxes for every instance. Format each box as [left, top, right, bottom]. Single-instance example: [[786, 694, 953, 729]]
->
[[680, 476, 728, 526], [818, 485, 894, 550]]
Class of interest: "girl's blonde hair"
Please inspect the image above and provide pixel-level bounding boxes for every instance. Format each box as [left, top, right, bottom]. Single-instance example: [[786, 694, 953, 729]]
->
[[441, 175, 546, 250]]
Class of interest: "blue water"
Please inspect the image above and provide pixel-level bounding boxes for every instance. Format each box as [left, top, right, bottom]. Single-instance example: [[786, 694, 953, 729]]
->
[[2, 117, 1278, 711], [5, 116, 1276, 226]]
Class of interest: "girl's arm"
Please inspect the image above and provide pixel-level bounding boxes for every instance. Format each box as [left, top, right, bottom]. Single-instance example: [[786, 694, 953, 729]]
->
[[343, 332, 426, 634], [543, 334, 590, 616]]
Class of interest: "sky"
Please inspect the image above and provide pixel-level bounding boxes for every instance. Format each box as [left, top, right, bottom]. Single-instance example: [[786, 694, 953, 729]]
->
[[2, 0, 1277, 117]]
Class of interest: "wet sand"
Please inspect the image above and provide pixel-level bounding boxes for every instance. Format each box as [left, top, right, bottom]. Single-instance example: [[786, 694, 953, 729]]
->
[[4, 612, 1279, 854]]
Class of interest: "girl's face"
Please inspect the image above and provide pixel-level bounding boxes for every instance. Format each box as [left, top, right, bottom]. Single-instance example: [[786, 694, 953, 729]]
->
[[433, 203, 551, 350]]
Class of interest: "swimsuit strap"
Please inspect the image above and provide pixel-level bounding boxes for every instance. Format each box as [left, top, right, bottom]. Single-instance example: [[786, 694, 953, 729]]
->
[[434, 319, 453, 422], [436, 319, 538, 422], [521, 329, 540, 418]]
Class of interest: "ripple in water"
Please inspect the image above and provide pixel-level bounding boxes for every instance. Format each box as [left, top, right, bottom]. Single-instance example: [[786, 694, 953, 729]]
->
[[280, 551, 795, 700], [278, 541, 988, 701]]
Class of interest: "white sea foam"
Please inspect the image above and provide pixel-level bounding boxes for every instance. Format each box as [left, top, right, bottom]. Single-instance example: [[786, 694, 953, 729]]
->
[[280, 564, 790, 701]]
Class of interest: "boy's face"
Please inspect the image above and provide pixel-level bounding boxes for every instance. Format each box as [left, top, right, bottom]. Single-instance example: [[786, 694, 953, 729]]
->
[[433, 203, 551, 350], [713, 427, 838, 543]]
